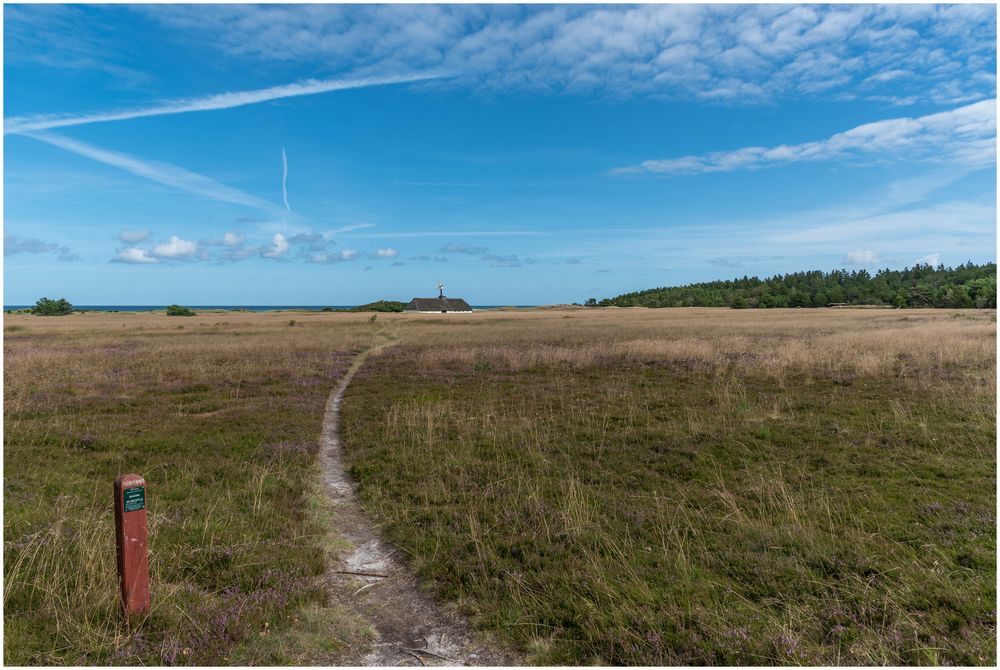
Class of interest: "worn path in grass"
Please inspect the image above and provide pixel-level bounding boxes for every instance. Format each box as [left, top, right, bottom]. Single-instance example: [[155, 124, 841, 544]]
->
[[319, 344, 517, 666]]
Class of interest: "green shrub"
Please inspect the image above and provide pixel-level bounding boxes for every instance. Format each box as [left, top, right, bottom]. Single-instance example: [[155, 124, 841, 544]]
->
[[30, 297, 74, 316], [165, 304, 196, 317], [350, 300, 405, 313]]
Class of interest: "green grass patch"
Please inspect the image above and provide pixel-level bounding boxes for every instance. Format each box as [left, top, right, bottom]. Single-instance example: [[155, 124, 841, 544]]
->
[[3, 320, 373, 664], [342, 347, 996, 665]]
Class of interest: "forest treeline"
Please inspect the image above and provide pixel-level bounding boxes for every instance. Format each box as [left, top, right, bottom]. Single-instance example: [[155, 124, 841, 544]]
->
[[598, 262, 997, 309]]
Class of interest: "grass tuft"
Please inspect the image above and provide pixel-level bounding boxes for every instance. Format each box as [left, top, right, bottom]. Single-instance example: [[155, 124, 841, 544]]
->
[[342, 308, 996, 665], [4, 311, 377, 664]]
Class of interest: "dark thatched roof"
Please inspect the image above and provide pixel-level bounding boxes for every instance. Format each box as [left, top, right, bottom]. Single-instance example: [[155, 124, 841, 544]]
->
[[404, 297, 472, 312]]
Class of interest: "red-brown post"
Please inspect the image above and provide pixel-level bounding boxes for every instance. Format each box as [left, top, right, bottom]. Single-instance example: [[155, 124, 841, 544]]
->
[[114, 474, 150, 618]]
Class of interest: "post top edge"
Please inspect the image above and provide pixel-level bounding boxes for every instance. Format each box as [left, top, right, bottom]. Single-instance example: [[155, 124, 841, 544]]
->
[[115, 474, 146, 488]]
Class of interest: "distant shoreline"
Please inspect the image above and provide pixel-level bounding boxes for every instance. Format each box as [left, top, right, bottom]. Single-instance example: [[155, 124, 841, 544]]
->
[[3, 305, 539, 312]]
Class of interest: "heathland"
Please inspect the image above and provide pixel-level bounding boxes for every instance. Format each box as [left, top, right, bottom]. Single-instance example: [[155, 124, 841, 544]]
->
[[4, 308, 996, 665], [4, 312, 380, 664]]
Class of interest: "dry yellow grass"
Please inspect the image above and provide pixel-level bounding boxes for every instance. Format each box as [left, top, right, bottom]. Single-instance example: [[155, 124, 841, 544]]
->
[[369, 308, 996, 386], [340, 306, 997, 665], [4, 310, 380, 664], [4, 306, 996, 665]]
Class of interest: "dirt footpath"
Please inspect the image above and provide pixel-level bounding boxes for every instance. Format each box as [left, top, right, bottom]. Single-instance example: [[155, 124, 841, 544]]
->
[[319, 347, 519, 666]]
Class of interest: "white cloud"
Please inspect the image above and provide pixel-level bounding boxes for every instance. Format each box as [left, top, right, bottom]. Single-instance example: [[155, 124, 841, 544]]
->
[[441, 243, 490, 255], [152, 235, 197, 259], [119, 229, 151, 243], [223, 231, 245, 246], [26, 131, 277, 211], [917, 252, 941, 266], [4, 234, 78, 261], [352, 230, 545, 239], [262, 232, 289, 258], [308, 249, 358, 263], [113, 247, 159, 264], [288, 232, 328, 252], [5, 235, 58, 256], [375, 247, 399, 258], [141, 4, 995, 105], [220, 245, 261, 262], [484, 253, 523, 268], [613, 99, 996, 175], [5, 71, 445, 134], [843, 249, 883, 266]]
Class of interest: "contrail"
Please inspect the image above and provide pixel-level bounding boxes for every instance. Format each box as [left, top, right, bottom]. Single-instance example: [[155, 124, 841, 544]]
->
[[323, 223, 377, 236], [282, 147, 290, 211], [27, 131, 278, 212], [5, 71, 448, 134]]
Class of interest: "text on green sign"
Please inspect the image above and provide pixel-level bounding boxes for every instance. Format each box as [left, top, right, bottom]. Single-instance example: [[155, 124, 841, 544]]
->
[[123, 487, 145, 512]]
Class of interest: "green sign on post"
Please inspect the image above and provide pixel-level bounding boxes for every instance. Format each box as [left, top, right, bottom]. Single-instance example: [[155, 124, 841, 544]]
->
[[123, 486, 145, 513]]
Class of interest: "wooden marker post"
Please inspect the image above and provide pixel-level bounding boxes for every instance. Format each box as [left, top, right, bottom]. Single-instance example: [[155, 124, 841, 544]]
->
[[114, 474, 150, 618]]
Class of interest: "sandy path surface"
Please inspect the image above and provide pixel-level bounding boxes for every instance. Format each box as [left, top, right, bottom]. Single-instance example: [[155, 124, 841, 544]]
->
[[319, 346, 519, 666]]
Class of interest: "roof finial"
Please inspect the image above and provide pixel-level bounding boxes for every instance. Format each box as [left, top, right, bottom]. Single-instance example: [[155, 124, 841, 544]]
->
[[437, 280, 445, 299]]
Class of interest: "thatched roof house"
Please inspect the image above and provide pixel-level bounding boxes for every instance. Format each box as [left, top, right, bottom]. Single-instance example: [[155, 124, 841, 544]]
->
[[405, 283, 472, 313], [404, 297, 472, 313]]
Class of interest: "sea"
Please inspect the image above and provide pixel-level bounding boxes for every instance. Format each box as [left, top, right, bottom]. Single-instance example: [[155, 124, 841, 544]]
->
[[4, 305, 535, 312]]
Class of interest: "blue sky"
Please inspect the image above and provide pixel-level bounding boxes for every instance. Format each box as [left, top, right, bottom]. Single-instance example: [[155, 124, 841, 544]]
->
[[3, 3, 996, 305]]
